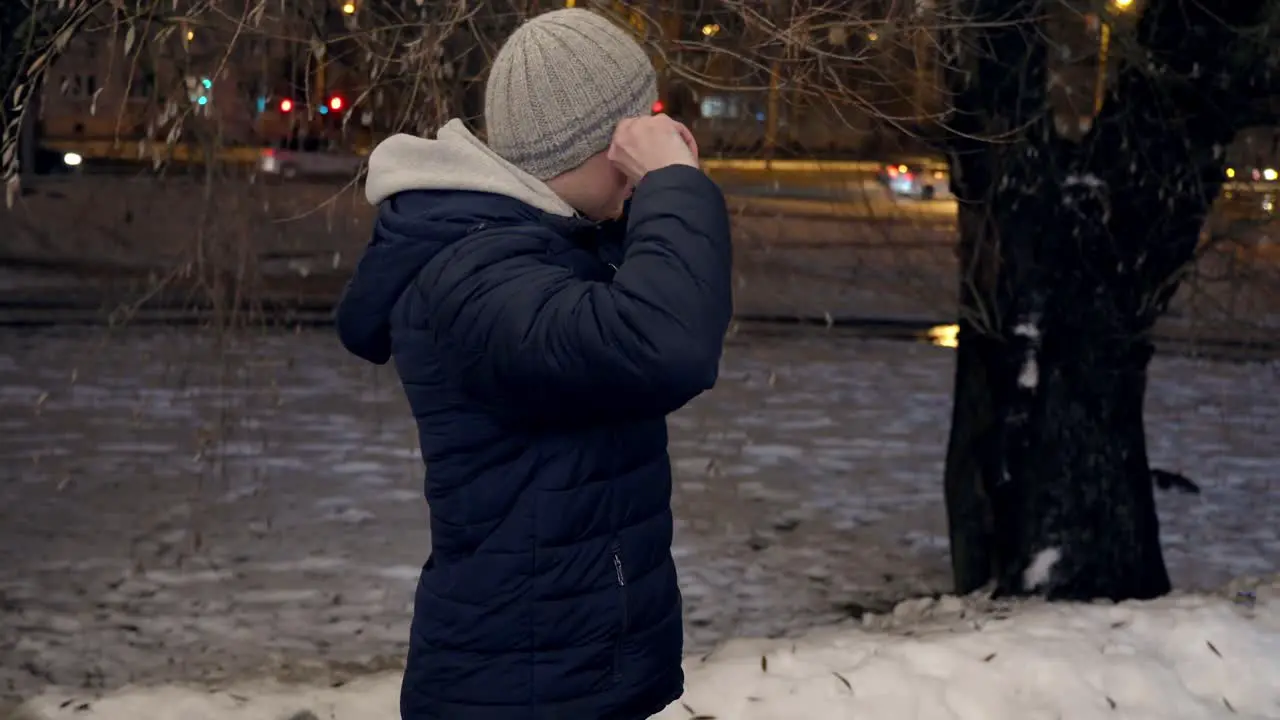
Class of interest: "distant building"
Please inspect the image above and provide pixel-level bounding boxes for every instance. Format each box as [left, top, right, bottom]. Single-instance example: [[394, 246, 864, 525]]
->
[[40, 30, 154, 140], [672, 4, 904, 156], [38, 4, 365, 148]]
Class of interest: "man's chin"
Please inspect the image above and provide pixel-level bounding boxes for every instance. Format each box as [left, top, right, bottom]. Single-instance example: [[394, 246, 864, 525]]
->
[[584, 195, 628, 223], [595, 205, 625, 222]]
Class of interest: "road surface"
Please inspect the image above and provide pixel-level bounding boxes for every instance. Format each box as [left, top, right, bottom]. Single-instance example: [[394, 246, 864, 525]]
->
[[730, 191, 956, 224]]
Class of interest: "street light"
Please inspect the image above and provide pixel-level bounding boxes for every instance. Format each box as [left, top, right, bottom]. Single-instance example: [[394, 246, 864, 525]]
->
[[701, 23, 720, 38], [1112, 0, 1133, 9], [341, 2, 355, 14], [928, 324, 959, 349]]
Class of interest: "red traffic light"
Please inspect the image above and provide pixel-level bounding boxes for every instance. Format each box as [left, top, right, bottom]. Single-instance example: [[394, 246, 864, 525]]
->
[[328, 96, 344, 111], [279, 98, 294, 113], [651, 100, 665, 114]]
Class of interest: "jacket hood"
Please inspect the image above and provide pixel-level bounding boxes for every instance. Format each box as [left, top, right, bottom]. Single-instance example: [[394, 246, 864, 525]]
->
[[336, 121, 584, 365], [365, 119, 575, 216]]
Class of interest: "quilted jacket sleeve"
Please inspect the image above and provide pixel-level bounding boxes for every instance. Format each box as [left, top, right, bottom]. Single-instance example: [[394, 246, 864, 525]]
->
[[416, 164, 733, 426]]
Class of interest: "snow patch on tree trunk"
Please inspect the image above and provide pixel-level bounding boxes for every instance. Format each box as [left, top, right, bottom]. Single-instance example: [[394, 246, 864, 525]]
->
[[1022, 546, 1062, 591]]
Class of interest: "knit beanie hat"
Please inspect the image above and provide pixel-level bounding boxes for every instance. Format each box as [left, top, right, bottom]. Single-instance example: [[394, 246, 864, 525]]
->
[[484, 8, 658, 180]]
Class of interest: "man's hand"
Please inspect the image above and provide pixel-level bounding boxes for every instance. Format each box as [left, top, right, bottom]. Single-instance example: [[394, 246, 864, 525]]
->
[[608, 114, 699, 183]]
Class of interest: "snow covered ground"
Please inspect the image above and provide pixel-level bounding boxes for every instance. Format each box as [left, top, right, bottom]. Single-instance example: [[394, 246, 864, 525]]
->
[[1, 328, 1277, 709], [11, 577, 1279, 720]]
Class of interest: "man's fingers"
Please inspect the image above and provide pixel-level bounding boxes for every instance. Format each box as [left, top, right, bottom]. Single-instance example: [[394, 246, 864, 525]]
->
[[674, 123, 699, 160]]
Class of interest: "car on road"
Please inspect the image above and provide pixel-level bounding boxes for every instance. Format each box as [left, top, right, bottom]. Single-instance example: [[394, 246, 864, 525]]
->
[[1225, 165, 1278, 184], [877, 161, 950, 200], [258, 137, 364, 181]]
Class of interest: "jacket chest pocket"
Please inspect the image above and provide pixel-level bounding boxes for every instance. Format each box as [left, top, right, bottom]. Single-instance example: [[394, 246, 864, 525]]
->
[[610, 537, 629, 683]]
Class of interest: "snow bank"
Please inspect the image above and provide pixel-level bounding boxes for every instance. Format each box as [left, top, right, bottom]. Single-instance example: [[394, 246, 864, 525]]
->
[[11, 582, 1279, 720]]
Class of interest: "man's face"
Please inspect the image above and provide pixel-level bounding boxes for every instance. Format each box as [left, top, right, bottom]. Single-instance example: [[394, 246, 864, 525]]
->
[[577, 151, 633, 221]]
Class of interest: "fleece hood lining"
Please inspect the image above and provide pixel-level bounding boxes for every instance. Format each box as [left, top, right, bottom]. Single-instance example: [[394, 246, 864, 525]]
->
[[364, 119, 577, 217]]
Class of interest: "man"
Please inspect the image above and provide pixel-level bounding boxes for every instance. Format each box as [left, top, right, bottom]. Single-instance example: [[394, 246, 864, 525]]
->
[[335, 8, 733, 719]]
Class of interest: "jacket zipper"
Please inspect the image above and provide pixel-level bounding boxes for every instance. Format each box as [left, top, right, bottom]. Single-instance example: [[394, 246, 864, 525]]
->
[[611, 538, 628, 682]]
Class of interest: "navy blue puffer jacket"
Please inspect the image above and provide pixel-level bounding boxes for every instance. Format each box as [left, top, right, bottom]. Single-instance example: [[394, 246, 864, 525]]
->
[[335, 121, 733, 720]]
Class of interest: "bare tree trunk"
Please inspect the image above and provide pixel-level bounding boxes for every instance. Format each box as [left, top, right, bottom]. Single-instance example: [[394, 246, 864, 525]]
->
[[940, 0, 1276, 600]]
